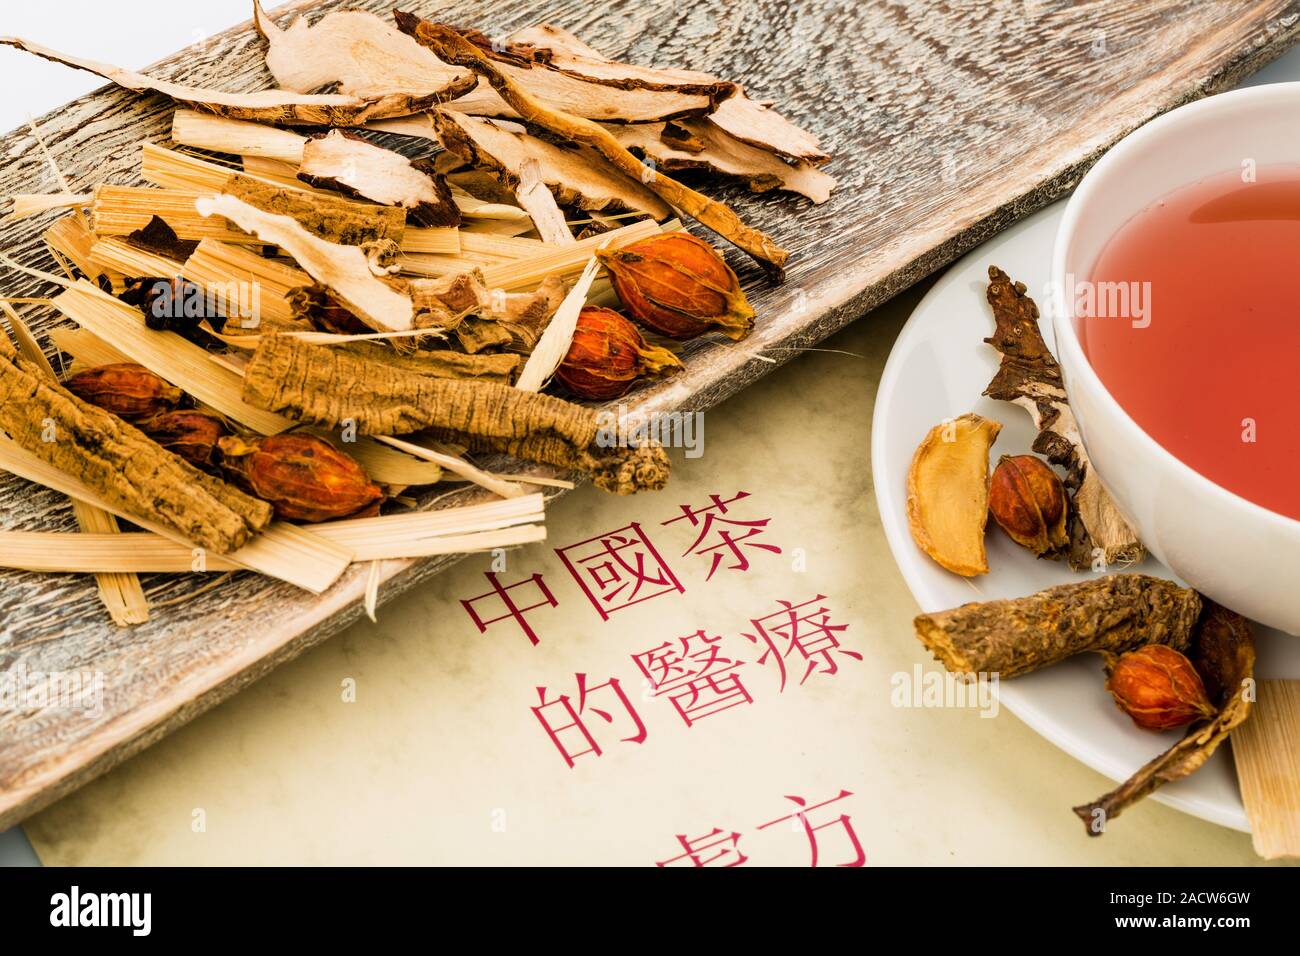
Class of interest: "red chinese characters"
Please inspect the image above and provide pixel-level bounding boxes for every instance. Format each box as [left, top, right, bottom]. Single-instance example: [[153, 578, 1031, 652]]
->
[[656, 789, 865, 868], [743, 595, 859, 692], [655, 828, 748, 868], [757, 790, 865, 868], [633, 630, 752, 726], [460, 571, 557, 646], [555, 522, 684, 620], [532, 673, 647, 769], [662, 491, 782, 580]]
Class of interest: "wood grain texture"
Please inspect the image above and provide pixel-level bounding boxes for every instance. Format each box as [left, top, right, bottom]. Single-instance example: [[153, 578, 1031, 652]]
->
[[1, 0, 1298, 829]]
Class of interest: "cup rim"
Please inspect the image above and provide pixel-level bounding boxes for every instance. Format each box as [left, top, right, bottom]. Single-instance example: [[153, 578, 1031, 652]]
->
[[1050, 82, 1300, 534]]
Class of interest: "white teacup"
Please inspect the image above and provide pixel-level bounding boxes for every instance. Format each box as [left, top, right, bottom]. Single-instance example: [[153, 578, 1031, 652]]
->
[[1051, 84, 1300, 635]]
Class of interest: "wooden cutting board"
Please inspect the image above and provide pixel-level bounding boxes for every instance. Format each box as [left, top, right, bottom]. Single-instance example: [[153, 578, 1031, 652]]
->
[[1, 0, 1297, 830]]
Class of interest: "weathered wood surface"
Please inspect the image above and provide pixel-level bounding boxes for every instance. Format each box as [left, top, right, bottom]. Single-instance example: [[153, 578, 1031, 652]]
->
[[1, 0, 1297, 829]]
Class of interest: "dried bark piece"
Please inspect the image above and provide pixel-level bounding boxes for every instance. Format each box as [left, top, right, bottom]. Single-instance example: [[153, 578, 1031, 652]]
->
[[913, 574, 1201, 679], [506, 23, 732, 95], [224, 175, 406, 248], [609, 119, 835, 204], [0, 35, 466, 125], [297, 131, 460, 228], [0, 335, 271, 553], [983, 266, 1144, 570], [707, 92, 830, 166], [1073, 602, 1256, 834], [397, 14, 789, 278], [241, 335, 669, 494], [906, 413, 1001, 577], [197, 193, 414, 332], [432, 110, 671, 221], [506, 24, 827, 164], [124, 215, 199, 261], [253, 0, 470, 99]]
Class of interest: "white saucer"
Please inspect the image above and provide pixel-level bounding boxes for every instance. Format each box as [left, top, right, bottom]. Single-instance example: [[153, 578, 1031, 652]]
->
[[871, 203, 1299, 833]]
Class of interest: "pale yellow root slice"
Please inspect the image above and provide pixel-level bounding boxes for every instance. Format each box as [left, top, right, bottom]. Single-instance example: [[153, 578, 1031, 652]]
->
[[906, 412, 1002, 577]]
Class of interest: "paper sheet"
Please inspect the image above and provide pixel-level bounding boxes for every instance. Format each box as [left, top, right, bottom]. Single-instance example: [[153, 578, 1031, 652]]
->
[[26, 289, 1278, 866]]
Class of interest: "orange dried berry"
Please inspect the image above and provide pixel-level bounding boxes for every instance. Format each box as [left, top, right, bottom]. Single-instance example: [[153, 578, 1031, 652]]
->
[[218, 433, 384, 523], [1105, 644, 1217, 731], [140, 410, 228, 468], [597, 232, 755, 341], [557, 306, 683, 399], [64, 363, 183, 421], [988, 454, 1069, 556]]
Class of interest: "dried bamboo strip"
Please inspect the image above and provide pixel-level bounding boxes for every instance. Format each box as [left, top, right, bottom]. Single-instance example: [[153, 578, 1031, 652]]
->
[[92, 184, 259, 245], [402, 226, 463, 255], [46, 326, 130, 367], [88, 237, 182, 281], [49, 281, 294, 434], [180, 238, 307, 329], [375, 435, 525, 499], [46, 215, 122, 286], [172, 108, 307, 164], [4, 192, 91, 221], [0, 532, 239, 573], [0, 436, 351, 592], [1232, 680, 1300, 859], [480, 218, 667, 290], [319, 523, 545, 560], [1, 302, 149, 624]]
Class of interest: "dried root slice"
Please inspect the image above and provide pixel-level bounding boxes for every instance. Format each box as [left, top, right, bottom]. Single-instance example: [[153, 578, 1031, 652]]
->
[[432, 109, 670, 221], [609, 119, 835, 204], [241, 335, 669, 494], [0, 36, 467, 125], [439, 31, 718, 123], [4, 192, 91, 221], [253, 0, 469, 102], [984, 266, 1143, 570], [196, 193, 415, 332], [1073, 601, 1255, 833], [506, 23, 732, 96], [906, 412, 1001, 577], [913, 574, 1202, 679], [298, 131, 461, 228], [707, 92, 830, 166], [397, 15, 789, 277], [0, 333, 272, 554], [509, 24, 827, 164]]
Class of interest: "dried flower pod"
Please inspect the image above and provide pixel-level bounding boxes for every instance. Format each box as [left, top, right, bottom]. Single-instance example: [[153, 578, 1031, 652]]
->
[[64, 363, 183, 421], [1106, 644, 1217, 731], [597, 232, 755, 341], [140, 410, 228, 468], [988, 454, 1069, 556], [218, 433, 384, 523], [557, 306, 683, 399]]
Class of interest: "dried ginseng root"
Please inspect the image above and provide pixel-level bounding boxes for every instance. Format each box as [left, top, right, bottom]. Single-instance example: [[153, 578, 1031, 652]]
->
[[983, 266, 1143, 570], [597, 233, 755, 341], [0, 336, 271, 553], [1074, 601, 1256, 834], [912, 574, 1202, 679], [219, 433, 384, 523], [906, 413, 1001, 576], [241, 334, 669, 494], [557, 306, 682, 399]]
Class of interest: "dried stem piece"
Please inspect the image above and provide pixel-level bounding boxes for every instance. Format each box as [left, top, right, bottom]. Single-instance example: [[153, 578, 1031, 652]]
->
[[1073, 602, 1256, 834], [242, 335, 670, 494], [913, 574, 1201, 679], [983, 266, 1143, 570], [396, 14, 789, 277], [0, 36, 471, 125]]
